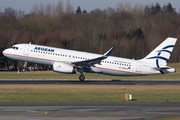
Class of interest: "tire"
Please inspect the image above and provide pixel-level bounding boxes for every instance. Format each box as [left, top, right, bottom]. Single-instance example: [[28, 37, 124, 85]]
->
[[79, 75, 85, 81]]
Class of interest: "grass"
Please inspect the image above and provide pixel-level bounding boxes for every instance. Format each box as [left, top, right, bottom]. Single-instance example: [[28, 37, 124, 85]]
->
[[0, 63, 180, 80], [0, 84, 180, 103]]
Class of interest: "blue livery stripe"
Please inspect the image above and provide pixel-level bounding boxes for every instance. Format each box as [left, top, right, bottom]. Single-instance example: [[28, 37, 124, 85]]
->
[[147, 56, 168, 63], [163, 45, 174, 49], [157, 50, 172, 54]]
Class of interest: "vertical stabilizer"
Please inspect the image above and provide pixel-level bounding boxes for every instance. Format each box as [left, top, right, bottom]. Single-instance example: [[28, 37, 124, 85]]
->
[[141, 37, 177, 67]]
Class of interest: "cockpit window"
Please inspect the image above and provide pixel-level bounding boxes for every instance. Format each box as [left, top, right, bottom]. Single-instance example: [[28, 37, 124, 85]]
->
[[11, 46, 18, 50]]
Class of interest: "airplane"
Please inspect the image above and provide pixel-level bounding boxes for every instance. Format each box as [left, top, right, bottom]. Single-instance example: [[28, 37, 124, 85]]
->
[[3, 37, 177, 81]]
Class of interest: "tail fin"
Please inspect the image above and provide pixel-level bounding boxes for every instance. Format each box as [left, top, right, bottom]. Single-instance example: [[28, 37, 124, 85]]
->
[[141, 37, 177, 67]]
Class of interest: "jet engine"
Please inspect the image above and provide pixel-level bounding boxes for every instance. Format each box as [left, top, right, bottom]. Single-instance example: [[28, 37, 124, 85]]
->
[[53, 62, 77, 74]]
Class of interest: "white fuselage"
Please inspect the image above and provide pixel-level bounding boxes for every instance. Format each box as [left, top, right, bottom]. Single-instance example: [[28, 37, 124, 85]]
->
[[3, 43, 163, 76]]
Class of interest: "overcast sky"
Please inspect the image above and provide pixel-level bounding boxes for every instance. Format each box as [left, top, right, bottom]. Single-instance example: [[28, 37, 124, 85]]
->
[[0, 0, 179, 14]]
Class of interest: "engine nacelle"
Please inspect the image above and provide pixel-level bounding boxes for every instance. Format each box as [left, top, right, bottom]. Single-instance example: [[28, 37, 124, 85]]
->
[[53, 62, 77, 74]]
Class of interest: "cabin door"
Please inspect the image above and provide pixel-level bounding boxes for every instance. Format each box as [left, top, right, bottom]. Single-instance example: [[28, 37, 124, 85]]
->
[[136, 62, 142, 73], [24, 45, 30, 55]]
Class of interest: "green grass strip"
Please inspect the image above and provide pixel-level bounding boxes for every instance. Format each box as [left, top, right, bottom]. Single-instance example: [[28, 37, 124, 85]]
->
[[0, 85, 180, 103]]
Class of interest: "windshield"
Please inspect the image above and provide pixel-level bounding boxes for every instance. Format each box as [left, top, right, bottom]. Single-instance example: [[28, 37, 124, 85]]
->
[[10, 46, 18, 50]]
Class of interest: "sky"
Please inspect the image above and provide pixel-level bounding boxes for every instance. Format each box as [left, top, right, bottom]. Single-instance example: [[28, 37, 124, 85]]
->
[[0, 0, 180, 14]]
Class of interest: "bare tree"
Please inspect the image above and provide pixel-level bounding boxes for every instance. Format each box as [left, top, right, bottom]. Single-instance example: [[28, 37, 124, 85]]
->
[[107, 7, 115, 17], [40, 3, 45, 15], [31, 4, 39, 15], [56, 1, 64, 16], [46, 3, 52, 16], [65, 0, 73, 14]]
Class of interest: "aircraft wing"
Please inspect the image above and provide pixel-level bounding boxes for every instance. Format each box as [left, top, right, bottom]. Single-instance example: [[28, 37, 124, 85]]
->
[[72, 47, 114, 68]]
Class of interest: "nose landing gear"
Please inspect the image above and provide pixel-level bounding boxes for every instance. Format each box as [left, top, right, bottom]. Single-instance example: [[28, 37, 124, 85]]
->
[[22, 62, 27, 72]]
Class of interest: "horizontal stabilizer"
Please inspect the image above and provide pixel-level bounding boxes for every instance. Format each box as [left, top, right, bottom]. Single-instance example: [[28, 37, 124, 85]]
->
[[153, 66, 176, 74], [153, 66, 173, 71]]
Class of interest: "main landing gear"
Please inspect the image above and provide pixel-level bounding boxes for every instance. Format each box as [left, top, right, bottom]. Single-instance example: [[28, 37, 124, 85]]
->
[[78, 68, 85, 81]]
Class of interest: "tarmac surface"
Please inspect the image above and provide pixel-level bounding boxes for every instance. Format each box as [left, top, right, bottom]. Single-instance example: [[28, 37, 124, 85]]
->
[[0, 79, 180, 85], [0, 103, 180, 120], [0, 80, 180, 120]]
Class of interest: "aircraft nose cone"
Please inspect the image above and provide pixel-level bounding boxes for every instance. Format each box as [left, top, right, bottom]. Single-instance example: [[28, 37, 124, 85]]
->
[[2, 49, 8, 56], [2, 49, 5, 55]]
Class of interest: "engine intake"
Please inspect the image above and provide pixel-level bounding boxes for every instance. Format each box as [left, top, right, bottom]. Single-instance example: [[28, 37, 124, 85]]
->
[[53, 62, 77, 74]]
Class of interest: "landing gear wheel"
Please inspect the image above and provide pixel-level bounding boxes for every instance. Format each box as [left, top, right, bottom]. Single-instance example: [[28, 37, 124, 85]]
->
[[79, 75, 85, 81], [22, 62, 27, 72]]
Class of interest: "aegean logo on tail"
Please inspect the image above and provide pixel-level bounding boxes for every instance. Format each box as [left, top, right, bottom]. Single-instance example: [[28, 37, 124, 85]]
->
[[146, 45, 174, 68]]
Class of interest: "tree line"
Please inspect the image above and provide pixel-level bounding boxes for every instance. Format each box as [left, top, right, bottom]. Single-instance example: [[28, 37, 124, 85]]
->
[[0, 1, 180, 70]]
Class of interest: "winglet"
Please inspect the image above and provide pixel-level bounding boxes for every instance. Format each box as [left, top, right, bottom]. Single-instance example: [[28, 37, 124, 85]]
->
[[104, 47, 115, 57]]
